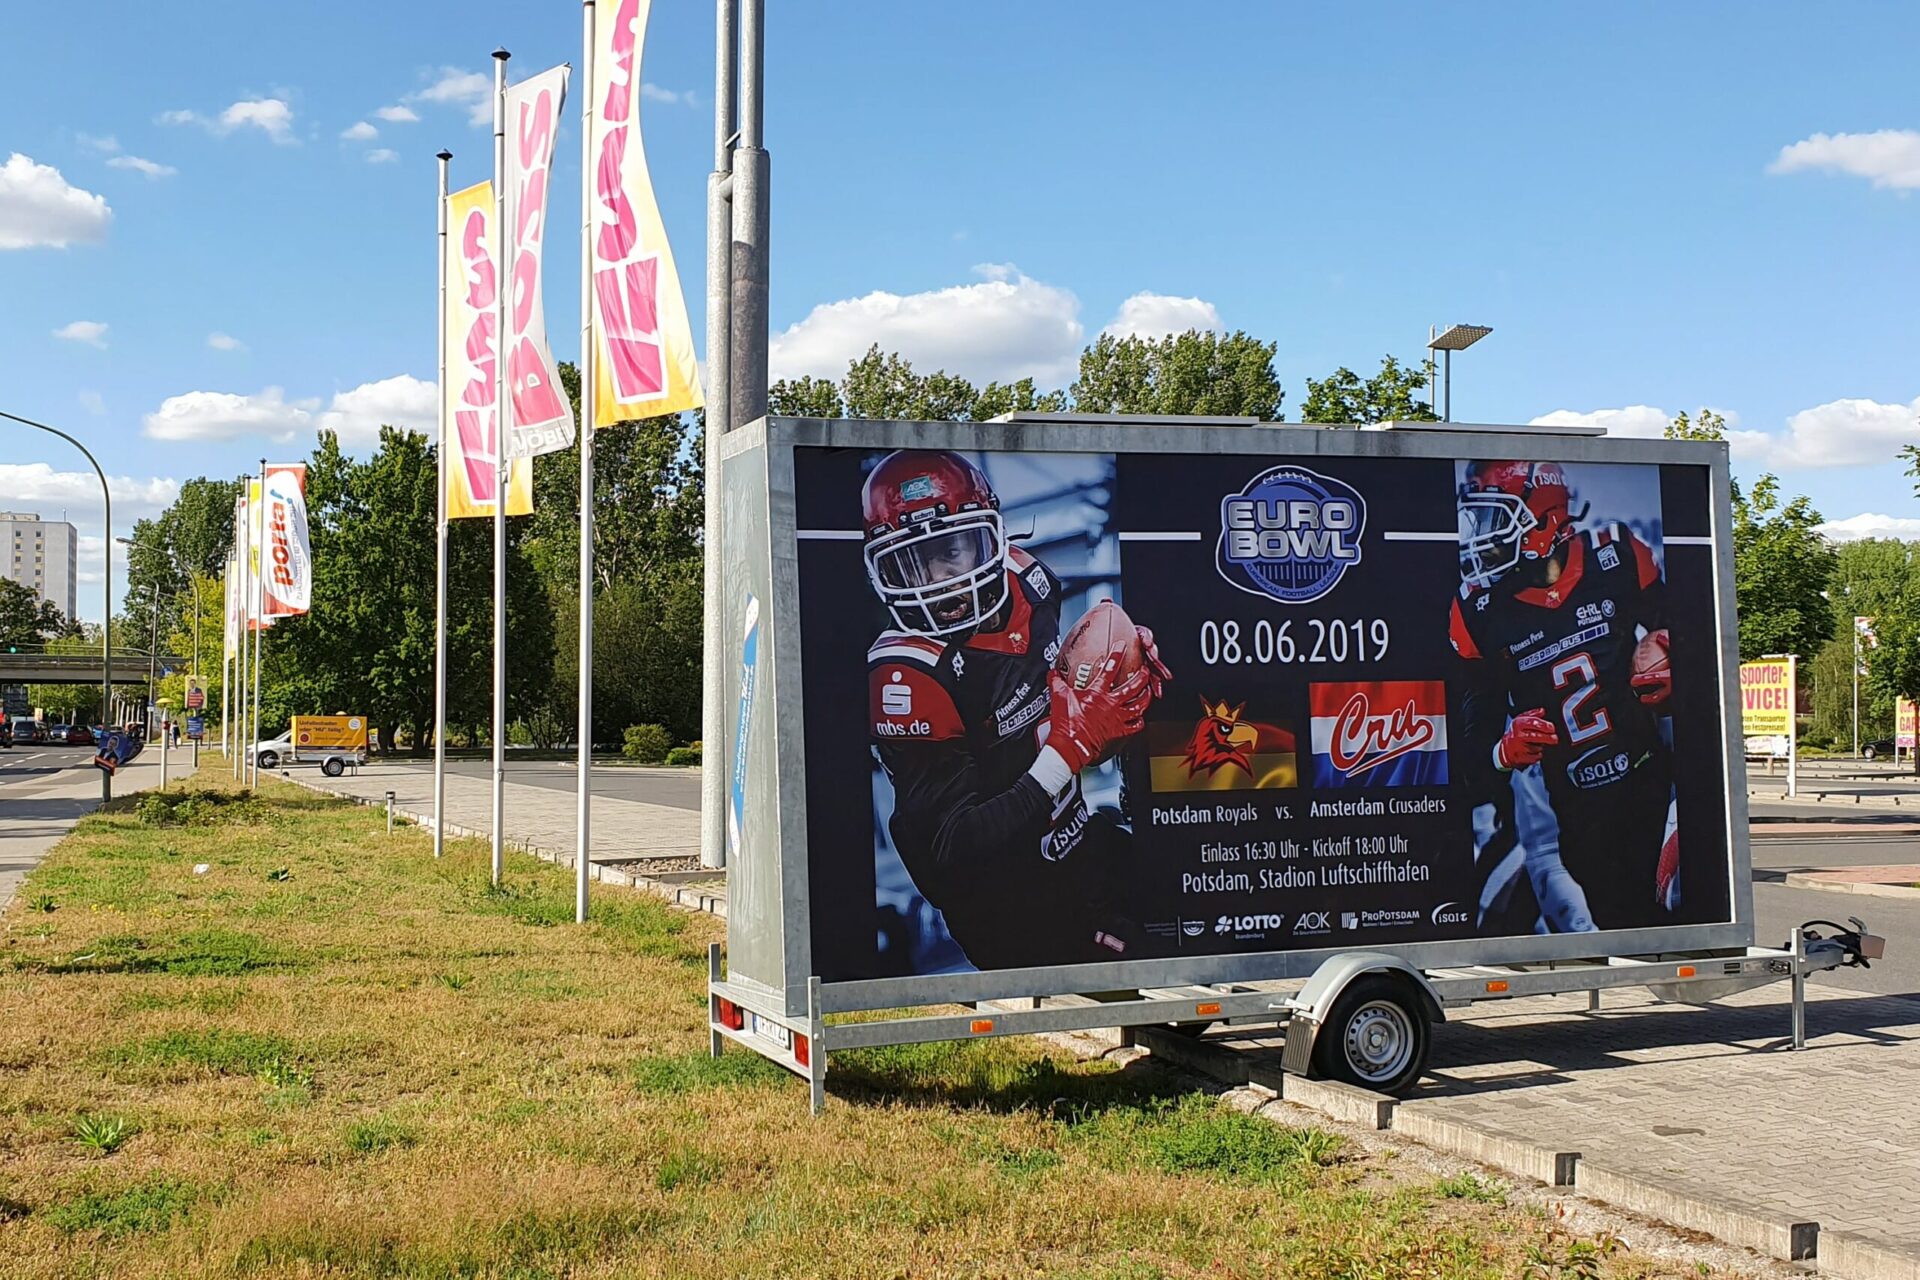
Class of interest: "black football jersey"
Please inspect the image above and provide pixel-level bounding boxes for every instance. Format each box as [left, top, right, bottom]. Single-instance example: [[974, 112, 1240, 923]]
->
[[1450, 525, 1669, 806], [868, 548, 1093, 958]]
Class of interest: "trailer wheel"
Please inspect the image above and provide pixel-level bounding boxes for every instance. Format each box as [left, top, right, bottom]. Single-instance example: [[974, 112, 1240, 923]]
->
[[321, 757, 345, 777], [1310, 974, 1430, 1095]]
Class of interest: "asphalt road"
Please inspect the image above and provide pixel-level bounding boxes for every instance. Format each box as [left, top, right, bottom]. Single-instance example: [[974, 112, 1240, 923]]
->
[[380, 758, 701, 812], [0, 745, 167, 908]]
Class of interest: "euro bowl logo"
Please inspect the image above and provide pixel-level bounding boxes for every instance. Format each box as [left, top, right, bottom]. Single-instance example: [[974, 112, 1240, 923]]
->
[[1216, 466, 1366, 603]]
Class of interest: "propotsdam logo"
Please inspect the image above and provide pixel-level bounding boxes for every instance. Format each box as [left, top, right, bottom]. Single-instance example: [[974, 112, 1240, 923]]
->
[[1216, 465, 1366, 603]]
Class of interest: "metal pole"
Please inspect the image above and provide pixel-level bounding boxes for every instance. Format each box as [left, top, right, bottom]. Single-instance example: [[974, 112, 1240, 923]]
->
[[4, 412, 116, 803], [146, 580, 159, 740], [491, 48, 510, 887], [1443, 348, 1452, 422], [1853, 619, 1861, 759], [1789, 924, 1806, 1050], [434, 148, 452, 859], [386, 790, 396, 836], [236, 485, 249, 783], [252, 459, 266, 785], [191, 577, 200, 770], [1787, 654, 1798, 798], [700, 0, 737, 875], [576, 0, 598, 923]]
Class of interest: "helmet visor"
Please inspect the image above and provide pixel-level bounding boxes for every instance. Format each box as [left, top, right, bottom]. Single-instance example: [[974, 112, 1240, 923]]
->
[[873, 526, 995, 591]]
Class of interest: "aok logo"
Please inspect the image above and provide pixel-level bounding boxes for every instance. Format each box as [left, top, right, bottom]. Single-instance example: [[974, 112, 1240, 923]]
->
[[1216, 466, 1366, 604]]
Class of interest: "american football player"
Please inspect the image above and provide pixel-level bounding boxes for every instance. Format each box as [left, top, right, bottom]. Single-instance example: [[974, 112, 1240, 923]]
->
[[864, 449, 1169, 969], [1448, 460, 1679, 931]]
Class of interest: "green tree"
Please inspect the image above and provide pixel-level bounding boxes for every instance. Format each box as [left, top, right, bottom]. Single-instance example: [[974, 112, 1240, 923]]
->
[[1070, 330, 1282, 419], [0, 576, 65, 648], [123, 477, 241, 646], [767, 374, 845, 419], [1663, 408, 1729, 442], [1298, 355, 1437, 425]]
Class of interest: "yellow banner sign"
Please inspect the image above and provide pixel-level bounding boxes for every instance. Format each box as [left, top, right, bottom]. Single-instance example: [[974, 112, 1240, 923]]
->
[[443, 179, 533, 518], [1899, 698, 1915, 750], [1738, 659, 1795, 737]]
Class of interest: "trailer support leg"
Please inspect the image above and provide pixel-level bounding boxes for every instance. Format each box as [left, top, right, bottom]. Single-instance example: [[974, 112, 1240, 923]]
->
[[807, 976, 826, 1116], [708, 943, 725, 1059], [1587, 989, 1600, 1012], [1790, 925, 1807, 1050]]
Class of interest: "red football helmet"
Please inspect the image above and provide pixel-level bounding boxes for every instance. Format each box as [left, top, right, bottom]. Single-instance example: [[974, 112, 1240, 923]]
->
[[861, 450, 1009, 635], [1457, 460, 1584, 586]]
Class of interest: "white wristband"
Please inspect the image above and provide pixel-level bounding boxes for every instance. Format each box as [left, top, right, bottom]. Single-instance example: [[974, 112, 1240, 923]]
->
[[1026, 745, 1074, 797]]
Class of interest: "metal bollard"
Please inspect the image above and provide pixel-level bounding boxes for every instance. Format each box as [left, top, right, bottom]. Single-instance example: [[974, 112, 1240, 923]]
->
[[385, 790, 395, 836]]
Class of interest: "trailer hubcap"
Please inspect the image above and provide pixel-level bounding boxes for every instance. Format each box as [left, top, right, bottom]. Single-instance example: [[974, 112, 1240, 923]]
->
[[1343, 1001, 1413, 1083]]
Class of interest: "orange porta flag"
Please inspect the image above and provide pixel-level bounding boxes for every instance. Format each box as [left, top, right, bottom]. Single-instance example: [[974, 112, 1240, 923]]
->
[[443, 179, 534, 518], [589, 0, 704, 426]]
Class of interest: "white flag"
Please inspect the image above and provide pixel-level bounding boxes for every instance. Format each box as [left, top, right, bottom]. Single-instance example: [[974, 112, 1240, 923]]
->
[[501, 64, 575, 460]]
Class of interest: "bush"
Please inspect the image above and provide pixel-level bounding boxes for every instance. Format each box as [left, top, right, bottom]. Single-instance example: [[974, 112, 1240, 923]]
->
[[665, 745, 700, 766], [621, 724, 672, 764], [134, 789, 266, 828]]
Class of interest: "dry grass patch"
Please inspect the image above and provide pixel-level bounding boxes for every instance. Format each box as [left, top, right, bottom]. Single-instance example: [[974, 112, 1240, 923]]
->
[[0, 767, 1730, 1279]]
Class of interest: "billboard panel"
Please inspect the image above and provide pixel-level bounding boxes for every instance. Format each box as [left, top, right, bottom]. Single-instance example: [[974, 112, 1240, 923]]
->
[[793, 446, 1731, 983], [1899, 698, 1916, 751], [1739, 660, 1794, 737]]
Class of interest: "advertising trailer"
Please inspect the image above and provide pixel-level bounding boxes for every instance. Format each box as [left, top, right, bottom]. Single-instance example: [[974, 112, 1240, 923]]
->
[[709, 416, 1881, 1109]]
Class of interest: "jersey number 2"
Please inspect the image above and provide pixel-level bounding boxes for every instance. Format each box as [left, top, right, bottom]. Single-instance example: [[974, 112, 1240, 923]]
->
[[1551, 652, 1611, 745]]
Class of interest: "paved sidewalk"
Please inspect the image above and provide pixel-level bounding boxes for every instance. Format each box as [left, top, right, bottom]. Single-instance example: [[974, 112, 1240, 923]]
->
[[286, 760, 699, 861]]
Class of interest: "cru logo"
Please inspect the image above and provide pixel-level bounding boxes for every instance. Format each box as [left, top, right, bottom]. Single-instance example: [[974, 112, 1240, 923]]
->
[[1430, 901, 1472, 926], [1216, 466, 1366, 604], [1309, 680, 1451, 788], [1215, 912, 1285, 936], [1294, 911, 1332, 935]]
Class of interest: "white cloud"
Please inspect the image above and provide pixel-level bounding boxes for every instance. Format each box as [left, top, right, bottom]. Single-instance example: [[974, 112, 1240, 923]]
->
[[159, 97, 296, 143], [314, 374, 437, 444], [1527, 405, 1677, 439], [375, 104, 419, 123], [106, 154, 176, 178], [52, 319, 108, 348], [407, 68, 493, 127], [340, 120, 378, 141], [0, 463, 178, 513], [641, 84, 691, 106], [365, 149, 398, 165], [1769, 129, 1920, 191], [207, 331, 245, 352], [770, 264, 1087, 386], [0, 154, 112, 249], [1819, 513, 1920, 542], [142, 387, 314, 442], [77, 133, 119, 153], [1101, 292, 1223, 341], [1737, 395, 1920, 468], [78, 389, 106, 416], [140, 375, 435, 446]]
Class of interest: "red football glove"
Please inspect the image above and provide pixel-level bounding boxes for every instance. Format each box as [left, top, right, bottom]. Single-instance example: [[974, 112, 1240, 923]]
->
[[1631, 629, 1673, 707], [1135, 625, 1173, 700], [1494, 708, 1560, 770], [1046, 667, 1152, 773]]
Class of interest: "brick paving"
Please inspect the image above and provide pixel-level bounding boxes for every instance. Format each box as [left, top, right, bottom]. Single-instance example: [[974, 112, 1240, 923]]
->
[[1391, 986, 1919, 1257]]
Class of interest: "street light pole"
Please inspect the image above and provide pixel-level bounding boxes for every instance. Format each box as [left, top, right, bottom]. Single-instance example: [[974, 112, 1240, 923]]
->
[[1, 408, 113, 803], [1426, 324, 1494, 422]]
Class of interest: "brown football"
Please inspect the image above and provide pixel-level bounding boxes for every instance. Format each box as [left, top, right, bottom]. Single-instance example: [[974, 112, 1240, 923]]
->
[[1055, 600, 1145, 693], [1632, 630, 1671, 679]]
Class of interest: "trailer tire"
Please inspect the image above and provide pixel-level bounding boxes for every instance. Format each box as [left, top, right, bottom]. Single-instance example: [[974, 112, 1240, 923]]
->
[[1310, 974, 1430, 1096], [321, 757, 345, 777]]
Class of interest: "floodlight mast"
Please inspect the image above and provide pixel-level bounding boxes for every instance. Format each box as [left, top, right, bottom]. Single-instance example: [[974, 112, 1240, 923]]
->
[[1426, 324, 1493, 421]]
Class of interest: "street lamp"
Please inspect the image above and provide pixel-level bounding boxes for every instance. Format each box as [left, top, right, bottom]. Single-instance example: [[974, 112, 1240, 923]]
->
[[0, 408, 113, 803], [1426, 323, 1494, 421]]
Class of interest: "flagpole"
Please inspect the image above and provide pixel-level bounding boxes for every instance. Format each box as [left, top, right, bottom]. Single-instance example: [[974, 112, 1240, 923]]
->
[[490, 47, 511, 887], [575, 0, 596, 924], [702, 0, 737, 874], [435, 147, 452, 859], [252, 458, 266, 787], [237, 481, 249, 782]]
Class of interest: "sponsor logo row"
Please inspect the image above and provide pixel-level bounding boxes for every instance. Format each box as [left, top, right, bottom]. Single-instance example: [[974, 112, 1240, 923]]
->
[[1144, 899, 1472, 945]]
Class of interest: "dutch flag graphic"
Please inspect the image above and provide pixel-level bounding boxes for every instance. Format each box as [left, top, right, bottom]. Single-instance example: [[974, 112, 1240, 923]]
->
[[1309, 680, 1450, 789]]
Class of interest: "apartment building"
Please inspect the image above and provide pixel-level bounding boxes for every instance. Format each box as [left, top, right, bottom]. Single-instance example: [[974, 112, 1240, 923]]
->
[[0, 511, 78, 624]]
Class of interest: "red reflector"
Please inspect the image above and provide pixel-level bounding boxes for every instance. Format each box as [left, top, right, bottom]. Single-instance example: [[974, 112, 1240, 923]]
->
[[716, 997, 744, 1031], [970, 1018, 994, 1035], [1195, 1002, 1222, 1017], [1677, 965, 1696, 978], [793, 1032, 810, 1067]]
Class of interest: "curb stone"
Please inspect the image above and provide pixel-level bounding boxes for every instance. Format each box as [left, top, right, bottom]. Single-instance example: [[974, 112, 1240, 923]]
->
[[1820, 1231, 1920, 1280], [1246, 1063, 1395, 1130], [1782, 873, 1920, 901], [279, 773, 727, 918], [1391, 1103, 1580, 1186], [1574, 1163, 1817, 1261]]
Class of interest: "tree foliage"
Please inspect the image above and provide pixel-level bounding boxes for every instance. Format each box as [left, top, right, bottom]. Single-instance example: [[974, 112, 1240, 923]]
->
[[1298, 355, 1437, 425], [1070, 330, 1282, 419], [1731, 475, 1835, 661], [0, 576, 66, 647]]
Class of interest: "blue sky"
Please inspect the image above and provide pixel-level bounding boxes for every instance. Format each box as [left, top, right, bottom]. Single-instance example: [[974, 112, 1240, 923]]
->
[[3, 2, 1917, 620]]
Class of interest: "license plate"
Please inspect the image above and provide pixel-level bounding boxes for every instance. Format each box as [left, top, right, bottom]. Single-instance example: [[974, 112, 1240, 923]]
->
[[749, 1012, 791, 1051]]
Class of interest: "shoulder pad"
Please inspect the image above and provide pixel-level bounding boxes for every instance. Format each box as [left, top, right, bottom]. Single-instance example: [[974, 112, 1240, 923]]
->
[[870, 661, 964, 742], [867, 630, 946, 668]]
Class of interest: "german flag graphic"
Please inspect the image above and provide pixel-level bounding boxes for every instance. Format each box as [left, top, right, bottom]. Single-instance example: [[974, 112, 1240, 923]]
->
[[1147, 697, 1298, 792]]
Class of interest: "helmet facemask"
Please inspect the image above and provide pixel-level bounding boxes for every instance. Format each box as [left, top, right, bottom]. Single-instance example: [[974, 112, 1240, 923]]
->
[[864, 509, 1009, 636], [1457, 490, 1537, 588]]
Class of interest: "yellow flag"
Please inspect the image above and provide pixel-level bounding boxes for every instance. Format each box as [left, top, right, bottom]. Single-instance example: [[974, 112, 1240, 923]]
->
[[589, 0, 704, 426], [443, 179, 534, 518]]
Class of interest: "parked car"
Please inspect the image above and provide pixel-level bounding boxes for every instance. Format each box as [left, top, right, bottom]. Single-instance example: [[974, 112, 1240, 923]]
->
[[9, 718, 43, 745], [62, 723, 93, 747], [1862, 737, 1898, 761], [249, 734, 292, 770], [43, 724, 70, 745]]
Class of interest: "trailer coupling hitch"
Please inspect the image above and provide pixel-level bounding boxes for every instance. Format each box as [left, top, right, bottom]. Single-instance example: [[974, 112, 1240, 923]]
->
[[1793, 917, 1887, 970]]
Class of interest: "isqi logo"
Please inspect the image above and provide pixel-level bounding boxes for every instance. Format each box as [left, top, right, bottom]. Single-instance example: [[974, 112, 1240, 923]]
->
[[1216, 466, 1366, 604]]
